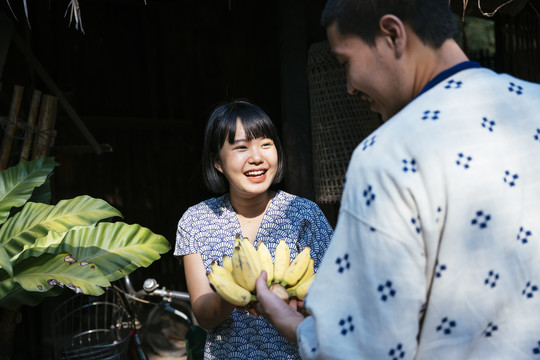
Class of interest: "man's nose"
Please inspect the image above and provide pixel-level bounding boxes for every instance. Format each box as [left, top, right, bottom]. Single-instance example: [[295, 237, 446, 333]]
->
[[347, 82, 358, 96]]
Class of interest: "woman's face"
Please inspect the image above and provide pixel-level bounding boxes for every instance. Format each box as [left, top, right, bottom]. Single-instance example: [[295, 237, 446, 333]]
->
[[214, 119, 278, 199]]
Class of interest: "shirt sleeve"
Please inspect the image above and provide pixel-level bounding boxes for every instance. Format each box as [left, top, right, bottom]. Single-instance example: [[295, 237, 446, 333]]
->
[[174, 208, 201, 256], [299, 201, 334, 270], [297, 147, 428, 359]]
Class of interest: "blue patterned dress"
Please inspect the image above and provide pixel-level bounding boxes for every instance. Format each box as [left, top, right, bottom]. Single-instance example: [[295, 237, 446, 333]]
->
[[174, 190, 333, 359]]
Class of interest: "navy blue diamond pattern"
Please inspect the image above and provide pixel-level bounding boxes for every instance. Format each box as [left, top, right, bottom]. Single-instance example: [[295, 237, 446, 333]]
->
[[517, 227, 533, 244], [456, 153, 473, 169], [482, 322, 498, 337], [435, 206, 442, 223], [534, 129, 540, 142], [377, 280, 396, 302], [484, 270, 499, 288], [411, 215, 422, 234], [402, 158, 417, 172], [436, 317, 457, 335], [335, 253, 350, 274], [422, 110, 441, 121], [522, 282, 539, 298], [388, 343, 405, 359], [533, 340, 540, 355], [435, 263, 447, 278], [481, 117, 496, 132], [338, 316, 354, 336], [508, 82, 523, 95], [444, 79, 462, 89], [361, 135, 376, 151], [503, 170, 519, 187], [363, 185, 375, 206], [471, 210, 491, 229]]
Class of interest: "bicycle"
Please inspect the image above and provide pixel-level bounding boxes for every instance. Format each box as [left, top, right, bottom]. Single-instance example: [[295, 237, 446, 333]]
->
[[115, 274, 197, 359], [50, 274, 200, 360]]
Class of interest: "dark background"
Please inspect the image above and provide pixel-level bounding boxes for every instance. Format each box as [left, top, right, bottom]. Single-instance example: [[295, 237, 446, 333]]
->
[[0, 0, 539, 358]]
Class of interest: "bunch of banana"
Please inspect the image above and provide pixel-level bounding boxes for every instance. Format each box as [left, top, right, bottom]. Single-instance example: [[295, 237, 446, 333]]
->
[[207, 234, 317, 307]]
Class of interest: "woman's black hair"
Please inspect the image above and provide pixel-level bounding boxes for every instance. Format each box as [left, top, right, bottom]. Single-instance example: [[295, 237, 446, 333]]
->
[[201, 100, 285, 194]]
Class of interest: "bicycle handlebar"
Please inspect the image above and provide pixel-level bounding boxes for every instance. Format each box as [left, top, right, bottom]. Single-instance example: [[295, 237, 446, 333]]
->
[[148, 287, 191, 302]]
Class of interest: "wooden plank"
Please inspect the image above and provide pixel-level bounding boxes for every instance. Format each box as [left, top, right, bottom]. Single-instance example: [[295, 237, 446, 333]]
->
[[0, 85, 24, 170]]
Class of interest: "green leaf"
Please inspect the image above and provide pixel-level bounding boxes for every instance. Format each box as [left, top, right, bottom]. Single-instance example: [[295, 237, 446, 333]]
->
[[15, 253, 110, 296], [31, 222, 170, 282], [0, 195, 122, 265], [0, 278, 63, 310], [0, 157, 57, 225]]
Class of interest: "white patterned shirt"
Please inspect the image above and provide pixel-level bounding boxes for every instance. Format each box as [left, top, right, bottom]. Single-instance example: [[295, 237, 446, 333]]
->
[[298, 64, 540, 359]]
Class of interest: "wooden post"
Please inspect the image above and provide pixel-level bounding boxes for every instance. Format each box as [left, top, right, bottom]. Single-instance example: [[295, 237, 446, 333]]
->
[[32, 94, 57, 160], [19, 89, 42, 162], [0, 85, 24, 170]]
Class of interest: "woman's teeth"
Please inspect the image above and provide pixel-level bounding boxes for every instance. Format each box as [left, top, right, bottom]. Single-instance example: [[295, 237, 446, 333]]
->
[[246, 170, 265, 177]]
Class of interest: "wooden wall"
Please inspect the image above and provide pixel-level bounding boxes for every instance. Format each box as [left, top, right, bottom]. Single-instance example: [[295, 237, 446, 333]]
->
[[0, 2, 327, 358]]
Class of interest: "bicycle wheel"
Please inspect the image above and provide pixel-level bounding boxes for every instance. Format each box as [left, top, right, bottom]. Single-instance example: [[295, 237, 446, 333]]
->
[[143, 301, 192, 357]]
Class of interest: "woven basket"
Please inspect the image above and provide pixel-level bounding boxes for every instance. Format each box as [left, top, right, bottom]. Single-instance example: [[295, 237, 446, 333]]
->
[[307, 40, 382, 204]]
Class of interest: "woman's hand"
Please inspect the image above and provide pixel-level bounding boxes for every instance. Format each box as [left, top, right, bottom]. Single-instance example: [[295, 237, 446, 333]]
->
[[254, 271, 306, 343]]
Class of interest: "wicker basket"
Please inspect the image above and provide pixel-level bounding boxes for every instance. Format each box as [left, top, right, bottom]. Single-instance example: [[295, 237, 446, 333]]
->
[[307, 40, 382, 204], [51, 289, 133, 360]]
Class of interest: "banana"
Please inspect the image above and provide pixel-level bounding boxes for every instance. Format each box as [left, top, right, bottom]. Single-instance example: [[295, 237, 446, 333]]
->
[[257, 241, 274, 286], [211, 260, 235, 282], [286, 272, 316, 300], [208, 271, 252, 306], [297, 258, 314, 285], [273, 239, 290, 284], [281, 246, 311, 287], [231, 238, 261, 292], [222, 255, 233, 274], [241, 237, 262, 277], [269, 283, 289, 302]]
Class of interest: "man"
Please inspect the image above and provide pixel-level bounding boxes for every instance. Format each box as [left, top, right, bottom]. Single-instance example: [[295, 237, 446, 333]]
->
[[255, 0, 540, 359]]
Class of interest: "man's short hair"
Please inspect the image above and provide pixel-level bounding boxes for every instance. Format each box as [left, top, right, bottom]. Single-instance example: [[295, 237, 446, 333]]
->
[[321, 0, 458, 48]]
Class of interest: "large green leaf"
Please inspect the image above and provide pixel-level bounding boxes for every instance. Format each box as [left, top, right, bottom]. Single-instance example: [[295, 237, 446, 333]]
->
[[14, 253, 110, 295], [0, 251, 108, 310], [0, 195, 121, 274], [0, 277, 63, 310], [26, 222, 170, 282], [0, 157, 57, 225]]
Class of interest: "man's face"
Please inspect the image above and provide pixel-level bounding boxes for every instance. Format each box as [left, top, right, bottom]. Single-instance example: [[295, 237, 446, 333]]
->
[[327, 22, 408, 122]]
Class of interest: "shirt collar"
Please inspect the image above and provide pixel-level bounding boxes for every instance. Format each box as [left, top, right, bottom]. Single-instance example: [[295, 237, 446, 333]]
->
[[416, 61, 482, 98]]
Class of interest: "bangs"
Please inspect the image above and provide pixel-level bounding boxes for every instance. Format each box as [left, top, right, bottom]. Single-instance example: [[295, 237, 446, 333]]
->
[[224, 108, 276, 144]]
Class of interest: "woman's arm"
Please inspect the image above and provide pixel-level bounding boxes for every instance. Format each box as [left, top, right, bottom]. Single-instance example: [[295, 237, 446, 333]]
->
[[183, 253, 236, 329]]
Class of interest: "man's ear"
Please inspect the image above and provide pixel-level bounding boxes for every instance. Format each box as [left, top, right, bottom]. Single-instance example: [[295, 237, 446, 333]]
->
[[379, 14, 406, 58]]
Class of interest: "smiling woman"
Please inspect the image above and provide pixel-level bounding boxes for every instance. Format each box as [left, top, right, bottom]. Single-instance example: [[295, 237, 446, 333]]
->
[[172, 100, 334, 359]]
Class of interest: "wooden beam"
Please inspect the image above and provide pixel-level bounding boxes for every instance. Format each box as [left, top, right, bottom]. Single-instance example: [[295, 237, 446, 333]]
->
[[0, 85, 24, 169], [3, 13, 103, 155], [0, 12, 13, 80]]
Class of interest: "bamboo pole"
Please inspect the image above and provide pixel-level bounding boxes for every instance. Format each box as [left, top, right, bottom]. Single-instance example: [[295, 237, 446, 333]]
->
[[0, 85, 24, 170], [19, 89, 42, 162], [32, 94, 57, 160]]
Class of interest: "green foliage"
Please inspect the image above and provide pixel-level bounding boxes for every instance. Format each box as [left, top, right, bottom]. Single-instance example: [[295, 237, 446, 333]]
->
[[0, 157, 170, 310], [455, 15, 496, 54]]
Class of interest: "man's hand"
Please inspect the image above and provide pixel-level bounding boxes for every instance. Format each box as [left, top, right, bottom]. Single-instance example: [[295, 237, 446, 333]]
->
[[254, 271, 306, 343]]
